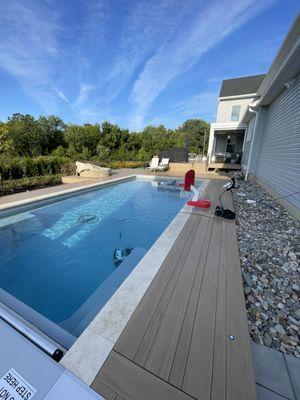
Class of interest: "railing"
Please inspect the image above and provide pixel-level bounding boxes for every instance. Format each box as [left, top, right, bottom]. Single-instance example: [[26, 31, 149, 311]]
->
[[209, 152, 242, 165]]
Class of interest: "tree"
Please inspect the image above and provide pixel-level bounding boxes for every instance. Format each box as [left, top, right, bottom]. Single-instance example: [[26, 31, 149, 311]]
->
[[65, 124, 100, 157], [100, 121, 124, 150], [140, 125, 178, 158], [6, 113, 45, 156], [177, 119, 210, 154], [0, 122, 13, 154], [37, 115, 66, 154]]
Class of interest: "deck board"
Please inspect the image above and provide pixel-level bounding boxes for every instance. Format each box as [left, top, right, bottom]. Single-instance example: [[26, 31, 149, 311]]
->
[[169, 217, 213, 388], [144, 216, 210, 380], [92, 180, 256, 400], [133, 217, 199, 367], [115, 215, 199, 361], [226, 222, 257, 400], [182, 218, 222, 399], [97, 351, 194, 400], [91, 380, 117, 400]]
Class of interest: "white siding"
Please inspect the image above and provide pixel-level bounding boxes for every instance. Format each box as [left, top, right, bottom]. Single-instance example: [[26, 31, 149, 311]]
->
[[255, 75, 300, 209], [216, 97, 254, 123]]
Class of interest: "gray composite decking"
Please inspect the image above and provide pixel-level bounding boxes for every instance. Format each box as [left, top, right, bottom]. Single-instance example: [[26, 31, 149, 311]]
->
[[91, 181, 257, 400]]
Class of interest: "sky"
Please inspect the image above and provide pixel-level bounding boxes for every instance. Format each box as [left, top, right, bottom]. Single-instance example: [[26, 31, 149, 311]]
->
[[0, 0, 299, 130]]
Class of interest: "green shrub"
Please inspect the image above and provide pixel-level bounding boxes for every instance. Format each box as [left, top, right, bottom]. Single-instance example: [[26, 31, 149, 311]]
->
[[0, 156, 67, 181], [108, 161, 145, 169], [0, 175, 62, 196]]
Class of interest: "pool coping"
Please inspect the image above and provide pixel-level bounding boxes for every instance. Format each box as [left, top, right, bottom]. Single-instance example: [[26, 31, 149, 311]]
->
[[0, 174, 137, 214], [60, 177, 210, 385]]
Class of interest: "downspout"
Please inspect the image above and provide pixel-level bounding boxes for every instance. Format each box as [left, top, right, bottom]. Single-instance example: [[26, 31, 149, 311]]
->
[[245, 108, 258, 181]]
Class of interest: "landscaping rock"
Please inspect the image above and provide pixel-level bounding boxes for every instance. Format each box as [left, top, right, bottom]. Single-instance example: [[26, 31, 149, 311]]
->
[[233, 180, 300, 358]]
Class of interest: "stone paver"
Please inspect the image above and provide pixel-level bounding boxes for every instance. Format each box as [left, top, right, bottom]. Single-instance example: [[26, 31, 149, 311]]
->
[[285, 354, 300, 400], [252, 343, 295, 399], [256, 384, 289, 400]]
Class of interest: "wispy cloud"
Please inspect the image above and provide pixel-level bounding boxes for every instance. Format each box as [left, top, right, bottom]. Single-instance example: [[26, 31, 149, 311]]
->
[[95, 0, 197, 102], [0, 0, 61, 112], [128, 0, 275, 129], [73, 83, 94, 109], [52, 87, 69, 102], [0, 0, 279, 126], [148, 91, 218, 128]]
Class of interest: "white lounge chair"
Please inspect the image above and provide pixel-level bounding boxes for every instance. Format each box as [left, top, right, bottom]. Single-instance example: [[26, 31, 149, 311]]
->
[[157, 158, 169, 171], [147, 157, 159, 171]]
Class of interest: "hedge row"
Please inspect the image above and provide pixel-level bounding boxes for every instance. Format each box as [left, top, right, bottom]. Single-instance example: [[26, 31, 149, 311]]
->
[[96, 160, 145, 169], [0, 175, 62, 196], [0, 156, 71, 181]]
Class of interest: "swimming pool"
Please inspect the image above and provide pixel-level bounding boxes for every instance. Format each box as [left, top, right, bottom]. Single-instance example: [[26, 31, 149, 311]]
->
[[0, 177, 196, 347]]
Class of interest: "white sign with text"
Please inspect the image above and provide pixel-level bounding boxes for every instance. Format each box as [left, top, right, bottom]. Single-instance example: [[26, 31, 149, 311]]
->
[[0, 368, 36, 400]]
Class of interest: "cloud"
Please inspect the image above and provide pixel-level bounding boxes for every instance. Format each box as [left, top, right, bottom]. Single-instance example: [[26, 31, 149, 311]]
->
[[97, 0, 197, 102], [0, 0, 277, 125], [128, 0, 275, 129], [0, 0, 60, 112], [52, 87, 69, 102], [73, 83, 94, 109], [147, 91, 218, 129]]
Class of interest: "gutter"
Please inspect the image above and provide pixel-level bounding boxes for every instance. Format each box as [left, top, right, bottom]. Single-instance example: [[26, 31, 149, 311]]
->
[[245, 108, 259, 181]]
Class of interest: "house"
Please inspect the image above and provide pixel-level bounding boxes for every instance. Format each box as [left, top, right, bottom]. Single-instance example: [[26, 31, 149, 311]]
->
[[208, 74, 265, 168], [208, 14, 300, 218]]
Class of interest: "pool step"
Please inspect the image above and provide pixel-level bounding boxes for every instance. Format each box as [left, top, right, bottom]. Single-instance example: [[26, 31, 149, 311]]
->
[[61, 247, 147, 336]]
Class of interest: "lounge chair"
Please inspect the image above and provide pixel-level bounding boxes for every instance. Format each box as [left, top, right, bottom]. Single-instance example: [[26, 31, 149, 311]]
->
[[147, 157, 159, 171], [157, 158, 169, 172]]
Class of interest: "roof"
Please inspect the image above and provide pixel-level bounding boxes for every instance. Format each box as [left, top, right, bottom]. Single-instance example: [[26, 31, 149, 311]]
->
[[257, 14, 300, 105], [158, 147, 189, 163], [219, 74, 266, 97]]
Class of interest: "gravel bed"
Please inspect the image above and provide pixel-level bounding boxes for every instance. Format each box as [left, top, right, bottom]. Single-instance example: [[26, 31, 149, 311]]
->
[[233, 180, 300, 358]]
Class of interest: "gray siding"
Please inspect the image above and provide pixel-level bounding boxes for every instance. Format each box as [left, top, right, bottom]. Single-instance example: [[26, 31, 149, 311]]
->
[[250, 107, 268, 173], [255, 75, 300, 209], [242, 115, 255, 171]]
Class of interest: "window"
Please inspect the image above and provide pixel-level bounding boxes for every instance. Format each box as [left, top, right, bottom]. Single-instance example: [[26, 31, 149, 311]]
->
[[230, 105, 241, 122]]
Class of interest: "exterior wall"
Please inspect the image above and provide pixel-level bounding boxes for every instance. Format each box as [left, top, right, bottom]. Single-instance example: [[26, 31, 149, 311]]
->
[[216, 97, 254, 123], [241, 116, 254, 170], [251, 75, 300, 210], [248, 107, 268, 174]]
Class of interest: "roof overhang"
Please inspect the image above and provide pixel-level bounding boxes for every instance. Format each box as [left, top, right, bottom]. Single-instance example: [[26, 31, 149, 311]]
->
[[218, 93, 256, 101], [242, 15, 300, 122], [259, 41, 300, 105], [211, 122, 247, 131]]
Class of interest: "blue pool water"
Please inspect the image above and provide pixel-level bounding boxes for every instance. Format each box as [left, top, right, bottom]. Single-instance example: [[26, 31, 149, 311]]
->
[[0, 178, 192, 343]]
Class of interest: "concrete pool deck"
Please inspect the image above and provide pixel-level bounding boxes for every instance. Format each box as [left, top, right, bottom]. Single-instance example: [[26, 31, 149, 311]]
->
[[0, 168, 229, 208]]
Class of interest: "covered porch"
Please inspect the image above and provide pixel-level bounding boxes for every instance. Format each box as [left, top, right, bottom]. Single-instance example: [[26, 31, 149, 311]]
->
[[208, 126, 246, 170]]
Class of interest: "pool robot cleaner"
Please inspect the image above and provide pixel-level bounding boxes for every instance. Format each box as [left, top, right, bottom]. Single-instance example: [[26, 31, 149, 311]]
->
[[113, 217, 133, 267]]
